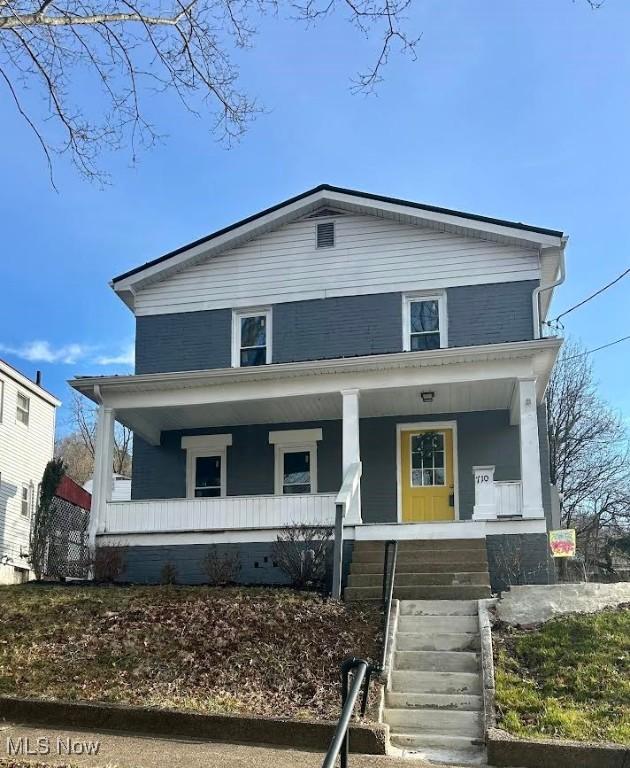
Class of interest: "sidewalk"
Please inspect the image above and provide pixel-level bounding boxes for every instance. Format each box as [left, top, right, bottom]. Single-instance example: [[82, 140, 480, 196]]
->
[[0, 722, 453, 768]]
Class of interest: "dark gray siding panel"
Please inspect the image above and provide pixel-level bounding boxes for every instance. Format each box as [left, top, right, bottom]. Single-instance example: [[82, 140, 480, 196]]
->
[[116, 540, 354, 587], [273, 293, 402, 362], [135, 309, 231, 374], [486, 533, 555, 593], [360, 410, 521, 523], [447, 280, 538, 347], [132, 420, 342, 500]]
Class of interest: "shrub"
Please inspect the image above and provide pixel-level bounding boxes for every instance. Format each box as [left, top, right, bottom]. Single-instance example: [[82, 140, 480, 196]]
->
[[160, 561, 178, 585], [201, 546, 241, 585], [94, 546, 126, 582], [272, 524, 332, 589]]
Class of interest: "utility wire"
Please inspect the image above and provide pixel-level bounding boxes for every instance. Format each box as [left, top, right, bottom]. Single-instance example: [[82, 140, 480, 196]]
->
[[552, 267, 630, 323], [564, 334, 630, 361]]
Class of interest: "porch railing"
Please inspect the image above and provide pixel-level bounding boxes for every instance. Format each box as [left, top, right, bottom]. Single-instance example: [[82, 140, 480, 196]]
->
[[100, 492, 361, 535], [332, 461, 362, 600]]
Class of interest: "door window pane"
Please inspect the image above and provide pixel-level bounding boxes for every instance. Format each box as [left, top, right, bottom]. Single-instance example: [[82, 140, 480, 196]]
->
[[411, 432, 446, 487], [195, 455, 221, 497], [283, 451, 311, 494]]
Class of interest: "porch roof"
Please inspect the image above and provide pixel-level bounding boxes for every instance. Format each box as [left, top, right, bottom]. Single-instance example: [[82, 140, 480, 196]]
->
[[70, 339, 561, 444], [70, 339, 562, 443]]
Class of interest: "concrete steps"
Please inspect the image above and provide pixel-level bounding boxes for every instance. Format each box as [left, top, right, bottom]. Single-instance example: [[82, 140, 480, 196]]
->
[[344, 539, 491, 602], [383, 598, 485, 764]]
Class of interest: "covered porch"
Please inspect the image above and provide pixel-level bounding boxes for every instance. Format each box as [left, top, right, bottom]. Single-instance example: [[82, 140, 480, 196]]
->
[[71, 339, 561, 590]]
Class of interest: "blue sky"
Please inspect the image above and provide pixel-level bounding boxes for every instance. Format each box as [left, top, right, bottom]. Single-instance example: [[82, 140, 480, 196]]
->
[[1, 0, 628, 435]]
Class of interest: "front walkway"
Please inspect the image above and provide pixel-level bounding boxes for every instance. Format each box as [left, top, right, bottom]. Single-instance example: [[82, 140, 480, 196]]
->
[[0, 722, 468, 768]]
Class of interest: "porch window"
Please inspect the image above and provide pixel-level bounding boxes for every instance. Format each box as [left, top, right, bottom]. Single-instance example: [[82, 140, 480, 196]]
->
[[402, 292, 447, 351], [232, 308, 272, 367], [181, 434, 232, 499], [194, 455, 222, 497], [280, 449, 314, 494], [411, 432, 446, 487], [269, 428, 322, 495]]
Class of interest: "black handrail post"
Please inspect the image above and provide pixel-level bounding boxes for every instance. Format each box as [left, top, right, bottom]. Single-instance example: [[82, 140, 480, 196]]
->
[[379, 540, 398, 673], [322, 658, 369, 768]]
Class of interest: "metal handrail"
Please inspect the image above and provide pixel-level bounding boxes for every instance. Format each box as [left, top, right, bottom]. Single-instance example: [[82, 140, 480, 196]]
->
[[380, 540, 398, 673], [322, 657, 374, 768]]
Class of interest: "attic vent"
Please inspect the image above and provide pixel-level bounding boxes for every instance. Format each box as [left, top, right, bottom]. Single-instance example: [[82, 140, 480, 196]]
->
[[309, 207, 345, 218], [316, 221, 335, 249]]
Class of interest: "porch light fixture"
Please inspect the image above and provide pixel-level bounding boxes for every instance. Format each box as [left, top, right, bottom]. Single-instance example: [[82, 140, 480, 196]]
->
[[420, 391, 435, 403]]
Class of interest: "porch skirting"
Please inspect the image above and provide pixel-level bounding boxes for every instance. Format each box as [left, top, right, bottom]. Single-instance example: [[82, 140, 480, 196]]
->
[[97, 528, 553, 592]]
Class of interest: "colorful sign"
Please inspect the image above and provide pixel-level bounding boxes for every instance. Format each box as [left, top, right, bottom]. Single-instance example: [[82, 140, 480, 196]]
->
[[549, 528, 576, 558]]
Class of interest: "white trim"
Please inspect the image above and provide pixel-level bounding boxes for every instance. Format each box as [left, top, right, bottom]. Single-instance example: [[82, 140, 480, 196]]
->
[[402, 291, 448, 352], [396, 420, 459, 523], [112, 188, 565, 307], [273, 443, 318, 495], [181, 434, 233, 450], [231, 306, 272, 368], [268, 428, 322, 445], [185, 447, 227, 499], [0, 360, 61, 407]]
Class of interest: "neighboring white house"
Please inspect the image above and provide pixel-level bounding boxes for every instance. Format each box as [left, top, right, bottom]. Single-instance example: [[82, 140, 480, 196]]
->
[[0, 360, 60, 584], [84, 474, 131, 502]]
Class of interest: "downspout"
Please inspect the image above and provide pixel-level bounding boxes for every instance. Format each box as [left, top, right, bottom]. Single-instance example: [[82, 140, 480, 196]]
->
[[532, 241, 567, 339]]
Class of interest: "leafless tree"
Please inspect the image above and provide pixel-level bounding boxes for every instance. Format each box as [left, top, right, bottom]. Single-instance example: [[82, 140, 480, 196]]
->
[[56, 391, 132, 482], [0, 0, 418, 184], [546, 339, 630, 572]]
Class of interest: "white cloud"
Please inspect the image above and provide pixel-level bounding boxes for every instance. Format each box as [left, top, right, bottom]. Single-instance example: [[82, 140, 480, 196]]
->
[[94, 343, 135, 367], [0, 340, 90, 364]]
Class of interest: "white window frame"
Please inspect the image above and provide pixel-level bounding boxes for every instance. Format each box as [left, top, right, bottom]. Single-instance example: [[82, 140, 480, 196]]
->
[[16, 391, 30, 426], [21, 483, 31, 517], [0, 379, 4, 423], [402, 291, 448, 352], [269, 428, 322, 495], [231, 307, 272, 368], [181, 434, 232, 499]]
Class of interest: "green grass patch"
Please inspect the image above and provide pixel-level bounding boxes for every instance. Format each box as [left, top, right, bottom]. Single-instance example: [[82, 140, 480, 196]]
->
[[493, 605, 630, 744], [0, 585, 381, 720]]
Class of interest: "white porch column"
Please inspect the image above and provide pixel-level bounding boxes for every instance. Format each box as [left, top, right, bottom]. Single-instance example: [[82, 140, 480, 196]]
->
[[88, 405, 115, 555], [517, 378, 545, 519], [342, 388, 361, 475]]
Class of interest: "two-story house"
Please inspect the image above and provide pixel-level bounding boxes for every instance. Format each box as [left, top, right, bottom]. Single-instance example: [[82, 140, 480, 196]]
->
[[0, 360, 60, 584], [71, 185, 567, 595]]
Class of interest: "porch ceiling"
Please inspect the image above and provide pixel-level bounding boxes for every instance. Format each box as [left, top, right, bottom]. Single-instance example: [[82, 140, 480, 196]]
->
[[114, 378, 517, 438]]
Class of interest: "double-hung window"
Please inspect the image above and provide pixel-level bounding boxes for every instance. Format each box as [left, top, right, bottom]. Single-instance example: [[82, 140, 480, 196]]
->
[[16, 392, 30, 426], [269, 429, 322, 495], [182, 434, 232, 499], [403, 292, 447, 351], [232, 308, 272, 367], [21, 484, 30, 516]]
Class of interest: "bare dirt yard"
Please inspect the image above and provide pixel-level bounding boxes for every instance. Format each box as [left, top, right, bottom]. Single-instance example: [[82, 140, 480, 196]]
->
[[0, 585, 381, 720]]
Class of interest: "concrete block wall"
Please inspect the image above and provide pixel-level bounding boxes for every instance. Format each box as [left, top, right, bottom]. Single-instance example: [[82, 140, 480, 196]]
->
[[485, 533, 555, 594]]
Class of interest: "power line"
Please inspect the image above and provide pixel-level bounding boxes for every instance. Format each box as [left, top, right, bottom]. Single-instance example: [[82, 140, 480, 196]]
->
[[552, 267, 630, 323], [564, 334, 630, 361]]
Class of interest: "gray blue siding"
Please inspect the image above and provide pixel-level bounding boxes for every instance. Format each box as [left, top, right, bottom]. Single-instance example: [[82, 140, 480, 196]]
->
[[132, 409, 538, 524], [486, 533, 555, 593], [134, 281, 537, 374]]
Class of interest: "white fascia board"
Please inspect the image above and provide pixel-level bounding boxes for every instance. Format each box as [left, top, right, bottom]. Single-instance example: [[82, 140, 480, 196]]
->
[[69, 339, 562, 412]]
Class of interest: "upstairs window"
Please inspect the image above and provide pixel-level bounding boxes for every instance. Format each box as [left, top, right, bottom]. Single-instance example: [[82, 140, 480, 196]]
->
[[21, 484, 30, 516], [16, 392, 30, 426], [403, 293, 447, 351], [316, 222, 335, 249], [232, 308, 272, 367]]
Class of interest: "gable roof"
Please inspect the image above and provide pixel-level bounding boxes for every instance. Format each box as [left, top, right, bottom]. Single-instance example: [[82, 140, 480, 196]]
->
[[111, 184, 566, 311]]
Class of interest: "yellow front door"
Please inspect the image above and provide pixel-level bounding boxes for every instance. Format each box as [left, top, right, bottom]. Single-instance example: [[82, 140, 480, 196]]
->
[[400, 428, 455, 522]]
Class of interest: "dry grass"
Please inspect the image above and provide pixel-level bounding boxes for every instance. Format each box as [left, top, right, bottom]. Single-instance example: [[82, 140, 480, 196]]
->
[[0, 585, 381, 721], [494, 605, 630, 744]]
